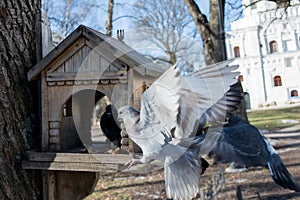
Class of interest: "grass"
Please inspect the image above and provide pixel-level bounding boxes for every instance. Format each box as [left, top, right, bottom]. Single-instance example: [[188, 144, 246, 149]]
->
[[247, 105, 300, 131]]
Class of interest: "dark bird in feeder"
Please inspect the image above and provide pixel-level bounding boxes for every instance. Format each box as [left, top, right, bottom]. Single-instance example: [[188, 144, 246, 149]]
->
[[100, 105, 122, 149], [117, 59, 241, 200], [195, 114, 300, 192]]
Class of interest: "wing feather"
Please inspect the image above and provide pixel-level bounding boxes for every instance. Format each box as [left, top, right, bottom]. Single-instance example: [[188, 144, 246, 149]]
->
[[197, 81, 243, 128], [137, 59, 239, 143], [175, 61, 239, 138]]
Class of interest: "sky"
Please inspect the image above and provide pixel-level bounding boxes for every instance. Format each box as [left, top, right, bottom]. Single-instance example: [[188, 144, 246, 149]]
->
[[42, 0, 243, 68], [43, 0, 241, 37]]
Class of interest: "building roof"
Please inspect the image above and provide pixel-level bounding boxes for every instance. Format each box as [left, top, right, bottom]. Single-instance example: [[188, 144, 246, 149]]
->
[[28, 25, 164, 81]]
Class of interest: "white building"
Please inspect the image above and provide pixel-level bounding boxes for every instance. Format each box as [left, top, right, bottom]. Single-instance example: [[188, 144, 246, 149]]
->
[[226, 0, 300, 109]]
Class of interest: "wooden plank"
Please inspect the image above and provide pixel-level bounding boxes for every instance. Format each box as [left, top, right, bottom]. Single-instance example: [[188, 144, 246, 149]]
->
[[42, 171, 49, 200], [47, 38, 86, 73], [85, 39, 117, 65], [46, 71, 127, 82], [84, 31, 163, 77], [26, 152, 132, 164], [47, 171, 56, 200], [41, 71, 49, 151], [22, 161, 119, 172]]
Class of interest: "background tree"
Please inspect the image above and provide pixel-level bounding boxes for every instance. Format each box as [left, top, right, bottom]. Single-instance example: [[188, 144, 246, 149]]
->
[[184, 0, 248, 119], [0, 0, 42, 199], [183, 0, 295, 119], [184, 0, 227, 64], [106, 0, 114, 36], [130, 0, 204, 68], [184, 0, 292, 64], [42, 0, 102, 43]]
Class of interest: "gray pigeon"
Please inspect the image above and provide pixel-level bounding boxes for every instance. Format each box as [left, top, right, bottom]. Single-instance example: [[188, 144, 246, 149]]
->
[[196, 114, 300, 192], [117, 59, 240, 200]]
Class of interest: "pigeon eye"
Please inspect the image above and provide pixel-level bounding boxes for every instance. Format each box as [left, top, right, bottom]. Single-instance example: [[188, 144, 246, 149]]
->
[[119, 111, 123, 115]]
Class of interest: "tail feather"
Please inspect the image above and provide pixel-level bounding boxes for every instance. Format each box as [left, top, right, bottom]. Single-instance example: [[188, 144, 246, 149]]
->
[[267, 154, 300, 192], [164, 149, 202, 200]]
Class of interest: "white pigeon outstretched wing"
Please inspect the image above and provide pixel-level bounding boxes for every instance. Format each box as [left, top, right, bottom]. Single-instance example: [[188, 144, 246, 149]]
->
[[138, 65, 181, 132], [131, 66, 181, 158], [137, 59, 239, 142]]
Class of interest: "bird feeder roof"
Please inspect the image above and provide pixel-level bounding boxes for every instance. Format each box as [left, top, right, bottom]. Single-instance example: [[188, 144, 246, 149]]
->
[[28, 25, 164, 81]]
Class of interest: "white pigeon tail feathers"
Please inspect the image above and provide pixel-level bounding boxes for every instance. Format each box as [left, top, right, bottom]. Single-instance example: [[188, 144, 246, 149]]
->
[[164, 148, 202, 200]]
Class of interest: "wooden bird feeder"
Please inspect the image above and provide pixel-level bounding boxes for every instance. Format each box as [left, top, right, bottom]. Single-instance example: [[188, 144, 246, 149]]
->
[[24, 25, 163, 200]]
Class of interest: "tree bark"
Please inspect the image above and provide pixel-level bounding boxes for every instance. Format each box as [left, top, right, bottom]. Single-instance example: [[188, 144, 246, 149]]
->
[[0, 0, 42, 199], [106, 0, 114, 36], [184, 0, 225, 65], [209, 0, 226, 62]]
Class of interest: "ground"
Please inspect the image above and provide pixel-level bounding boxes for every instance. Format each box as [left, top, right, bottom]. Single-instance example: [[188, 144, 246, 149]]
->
[[85, 125, 300, 200]]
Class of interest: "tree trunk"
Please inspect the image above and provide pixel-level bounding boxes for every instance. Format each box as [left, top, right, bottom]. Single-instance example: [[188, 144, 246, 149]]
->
[[0, 0, 42, 199], [184, 0, 225, 65], [106, 0, 114, 36], [209, 0, 226, 62], [184, 0, 248, 120]]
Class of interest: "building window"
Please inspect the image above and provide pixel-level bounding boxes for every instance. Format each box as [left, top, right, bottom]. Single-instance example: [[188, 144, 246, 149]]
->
[[282, 40, 288, 52], [233, 46, 240, 58], [291, 90, 299, 98], [285, 57, 293, 67], [283, 23, 287, 29], [244, 92, 251, 110], [246, 68, 251, 75], [273, 75, 282, 87], [238, 75, 244, 82], [269, 41, 278, 53], [282, 39, 293, 52]]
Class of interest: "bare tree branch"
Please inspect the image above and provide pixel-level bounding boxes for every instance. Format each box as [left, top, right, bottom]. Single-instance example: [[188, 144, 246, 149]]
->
[[130, 0, 203, 67]]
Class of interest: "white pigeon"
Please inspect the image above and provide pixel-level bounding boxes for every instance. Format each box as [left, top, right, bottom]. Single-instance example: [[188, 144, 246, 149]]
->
[[117, 59, 240, 200]]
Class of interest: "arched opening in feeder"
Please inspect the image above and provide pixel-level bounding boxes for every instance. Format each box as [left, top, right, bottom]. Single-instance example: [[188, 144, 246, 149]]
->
[[60, 89, 106, 152]]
